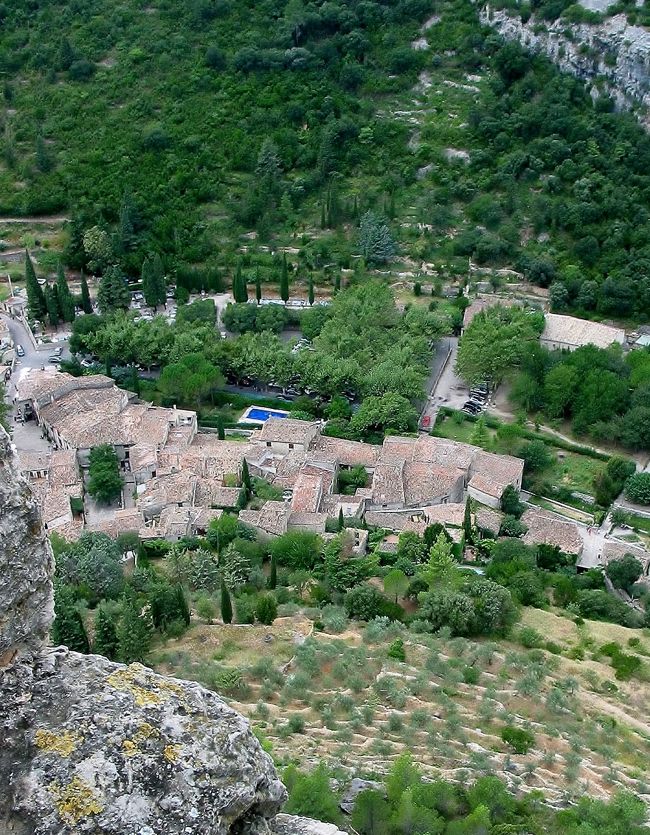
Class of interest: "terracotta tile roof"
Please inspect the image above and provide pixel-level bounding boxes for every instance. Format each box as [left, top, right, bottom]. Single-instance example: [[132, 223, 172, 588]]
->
[[422, 502, 465, 527], [468, 473, 504, 500], [137, 472, 197, 513], [475, 507, 502, 534], [372, 461, 405, 505], [193, 480, 242, 508], [603, 540, 649, 570], [288, 511, 328, 531], [403, 462, 463, 505], [310, 436, 380, 467], [87, 509, 146, 538], [239, 500, 289, 536], [521, 507, 583, 555], [258, 418, 320, 445], [290, 471, 324, 513]]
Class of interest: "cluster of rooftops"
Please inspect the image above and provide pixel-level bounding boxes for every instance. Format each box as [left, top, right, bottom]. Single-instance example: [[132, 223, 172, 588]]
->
[[14, 368, 648, 572]]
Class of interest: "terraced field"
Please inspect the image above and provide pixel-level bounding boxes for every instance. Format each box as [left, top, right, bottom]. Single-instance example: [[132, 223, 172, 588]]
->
[[152, 607, 650, 806]]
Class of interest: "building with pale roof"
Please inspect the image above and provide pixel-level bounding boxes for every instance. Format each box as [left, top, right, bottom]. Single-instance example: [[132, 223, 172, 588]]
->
[[541, 313, 625, 352]]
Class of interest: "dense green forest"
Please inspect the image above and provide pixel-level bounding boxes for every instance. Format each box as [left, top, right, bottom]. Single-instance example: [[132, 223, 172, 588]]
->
[[3, 0, 650, 318]]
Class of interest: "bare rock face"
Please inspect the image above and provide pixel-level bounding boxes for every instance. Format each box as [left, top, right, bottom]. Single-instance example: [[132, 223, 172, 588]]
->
[[480, 5, 650, 126], [0, 429, 287, 834], [0, 430, 54, 668], [271, 815, 348, 835]]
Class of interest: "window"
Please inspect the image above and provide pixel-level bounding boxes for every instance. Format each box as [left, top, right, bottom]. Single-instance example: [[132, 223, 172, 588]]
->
[[288, 443, 294, 450], [266, 441, 271, 447]]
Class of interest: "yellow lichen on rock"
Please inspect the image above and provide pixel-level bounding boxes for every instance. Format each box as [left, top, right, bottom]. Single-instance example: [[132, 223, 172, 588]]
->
[[34, 729, 81, 757], [122, 739, 137, 757], [133, 722, 160, 744], [163, 744, 182, 763], [107, 664, 186, 707], [48, 777, 104, 825]]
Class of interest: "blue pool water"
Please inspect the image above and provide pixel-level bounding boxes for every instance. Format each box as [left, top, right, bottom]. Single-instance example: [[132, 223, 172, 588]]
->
[[247, 408, 288, 421]]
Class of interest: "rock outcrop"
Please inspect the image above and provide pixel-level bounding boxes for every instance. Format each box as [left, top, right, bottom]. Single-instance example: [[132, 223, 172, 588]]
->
[[480, 5, 650, 125], [0, 428, 290, 834]]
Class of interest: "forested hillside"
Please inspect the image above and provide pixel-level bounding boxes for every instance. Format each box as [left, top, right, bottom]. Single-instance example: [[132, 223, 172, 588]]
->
[[3, 0, 650, 317]]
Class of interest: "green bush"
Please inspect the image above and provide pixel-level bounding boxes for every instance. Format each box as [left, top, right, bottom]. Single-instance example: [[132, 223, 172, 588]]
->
[[501, 726, 535, 754]]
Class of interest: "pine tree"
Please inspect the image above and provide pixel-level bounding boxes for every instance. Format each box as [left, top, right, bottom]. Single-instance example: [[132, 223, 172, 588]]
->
[[308, 275, 314, 306], [25, 251, 46, 321], [280, 253, 289, 303], [51, 585, 89, 652], [80, 271, 93, 314], [221, 579, 233, 624], [98, 265, 131, 314], [463, 497, 473, 545], [93, 603, 118, 660], [44, 282, 59, 328], [255, 268, 262, 304], [56, 262, 76, 322], [117, 592, 153, 664], [217, 414, 226, 440], [241, 458, 252, 494], [469, 415, 489, 449], [268, 553, 277, 590], [357, 211, 397, 265]]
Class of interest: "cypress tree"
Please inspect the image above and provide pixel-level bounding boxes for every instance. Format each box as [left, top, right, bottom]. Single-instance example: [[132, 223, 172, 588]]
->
[[93, 603, 118, 660], [280, 253, 289, 303], [25, 251, 46, 321], [51, 585, 89, 653], [174, 583, 191, 626], [255, 268, 262, 304], [268, 553, 277, 590], [241, 458, 252, 493], [334, 273, 341, 294], [56, 261, 76, 322], [44, 282, 59, 328], [221, 579, 233, 624], [117, 592, 153, 664], [151, 252, 166, 306], [338, 507, 344, 532], [463, 497, 473, 544], [80, 271, 93, 314], [308, 275, 314, 306], [320, 202, 327, 229], [217, 414, 226, 440], [140, 258, 158, 310]]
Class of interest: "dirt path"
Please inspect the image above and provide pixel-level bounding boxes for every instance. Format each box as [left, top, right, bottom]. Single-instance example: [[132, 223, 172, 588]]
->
[[0, 215, 68, 224]]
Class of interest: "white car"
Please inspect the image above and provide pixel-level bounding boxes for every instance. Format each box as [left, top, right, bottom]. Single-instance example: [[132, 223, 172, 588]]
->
[[15, 344, 25, 357]]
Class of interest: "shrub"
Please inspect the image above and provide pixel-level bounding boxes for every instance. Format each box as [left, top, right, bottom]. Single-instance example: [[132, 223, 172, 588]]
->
[[388, 637, 406, 661], [462, 665, 480, 684], [501, 726, 535, 754], [518, 627, 544, 649], [255, 593, 278, 625], [624, 473, 650, 505], [287, 714, 306, 734]]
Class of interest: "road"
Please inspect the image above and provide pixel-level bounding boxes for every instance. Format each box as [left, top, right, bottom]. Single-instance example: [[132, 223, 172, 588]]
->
[[420, 337, 469, 429], [1, 313, 71, 397]]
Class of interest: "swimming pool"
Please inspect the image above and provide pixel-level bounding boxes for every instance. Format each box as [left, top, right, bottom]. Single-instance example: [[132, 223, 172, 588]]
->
[[239, 406, 290, 423]]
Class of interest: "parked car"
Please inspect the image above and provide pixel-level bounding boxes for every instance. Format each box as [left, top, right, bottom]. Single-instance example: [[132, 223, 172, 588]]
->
[[15, 344, 25, 357], [49, 356, 62, 365], [462, 401, 482, 415], [52, 346, 63, 357]]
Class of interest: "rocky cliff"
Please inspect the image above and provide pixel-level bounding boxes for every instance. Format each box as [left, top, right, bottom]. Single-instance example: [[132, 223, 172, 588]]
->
[[0, 429, 338, 835], [480, 5, 650, 124]]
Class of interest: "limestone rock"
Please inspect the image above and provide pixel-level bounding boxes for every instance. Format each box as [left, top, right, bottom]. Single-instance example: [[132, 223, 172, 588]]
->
[[480, 5, 650, 127], [0, 429, 54, 668], [0, 428, 286, 833], [339, 778, 384, 814], [271, 814, 348, 835]]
